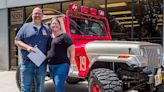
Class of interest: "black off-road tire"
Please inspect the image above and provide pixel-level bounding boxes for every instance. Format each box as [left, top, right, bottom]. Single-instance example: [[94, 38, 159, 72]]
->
[[66, 77, 80, 84], [89, 68, 123, 92], [16, 65, 35, 92]]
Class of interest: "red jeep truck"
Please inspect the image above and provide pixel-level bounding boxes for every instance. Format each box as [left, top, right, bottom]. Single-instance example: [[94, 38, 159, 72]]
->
[[16, 3, 164, 92]]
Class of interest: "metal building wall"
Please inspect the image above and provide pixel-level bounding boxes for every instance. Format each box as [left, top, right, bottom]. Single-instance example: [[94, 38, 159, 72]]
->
[[0, 8, 9, 70], [6, 0, 69, 8], [0, 0, 6, 9]]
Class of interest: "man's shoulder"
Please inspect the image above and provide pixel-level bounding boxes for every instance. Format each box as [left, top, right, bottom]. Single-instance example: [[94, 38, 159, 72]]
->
[[19, 22, 33, 32], [22, 22, 33, 27], [43, 24, 49, 29]]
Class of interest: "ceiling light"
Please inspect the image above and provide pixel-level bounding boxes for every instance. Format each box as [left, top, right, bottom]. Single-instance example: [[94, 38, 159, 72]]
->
[[99, 2, 127, 8], [42, 15, 55, 20], [157, 23, 163, 26], [120, 21, 138, 24], [158, 19, 163, 22], [43, 11, 54, 14], [109, 11, 131, 15], [158, 14, 163, 18], [116, 16, 135, 20], [124, 24, 140, 27]]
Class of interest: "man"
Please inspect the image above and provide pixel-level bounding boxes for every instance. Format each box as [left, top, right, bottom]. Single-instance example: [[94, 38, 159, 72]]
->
[[15, 7, 51, 92]]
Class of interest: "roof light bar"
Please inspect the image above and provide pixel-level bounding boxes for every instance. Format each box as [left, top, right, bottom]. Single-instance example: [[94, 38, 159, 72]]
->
[[90, 8, 97, 15], [70, 3, 78, 11], [81, 6, 89, 14], [98, 10, 105, 16]]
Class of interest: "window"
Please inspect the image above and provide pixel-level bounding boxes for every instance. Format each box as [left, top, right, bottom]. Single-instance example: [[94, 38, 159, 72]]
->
[[70, 18, 106, 36]]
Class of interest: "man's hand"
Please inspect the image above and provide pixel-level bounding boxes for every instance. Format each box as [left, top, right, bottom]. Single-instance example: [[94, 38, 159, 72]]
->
[[27, 46, 35, 52]]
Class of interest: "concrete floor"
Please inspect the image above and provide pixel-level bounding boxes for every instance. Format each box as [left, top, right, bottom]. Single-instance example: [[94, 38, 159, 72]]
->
[[0, 70, 88, 92]]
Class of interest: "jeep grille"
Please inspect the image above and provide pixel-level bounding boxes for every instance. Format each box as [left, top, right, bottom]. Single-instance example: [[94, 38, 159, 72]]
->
[[145, 47, 158, 73]]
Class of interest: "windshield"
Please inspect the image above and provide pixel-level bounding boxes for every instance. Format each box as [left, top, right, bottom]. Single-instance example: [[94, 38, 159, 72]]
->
[[69, 17, 106, 36]]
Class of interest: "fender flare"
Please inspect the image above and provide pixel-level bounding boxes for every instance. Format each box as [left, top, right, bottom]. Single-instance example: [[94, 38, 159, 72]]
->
[[89, 55, 141, 68]]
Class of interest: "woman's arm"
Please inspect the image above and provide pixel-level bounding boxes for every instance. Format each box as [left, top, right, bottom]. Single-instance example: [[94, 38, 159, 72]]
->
[[68, 44, 75, 63]]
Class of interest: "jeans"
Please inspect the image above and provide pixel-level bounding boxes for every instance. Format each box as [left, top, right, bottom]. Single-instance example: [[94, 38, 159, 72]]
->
[[20, 60, 47, 92], [49, 63, 69, 92]]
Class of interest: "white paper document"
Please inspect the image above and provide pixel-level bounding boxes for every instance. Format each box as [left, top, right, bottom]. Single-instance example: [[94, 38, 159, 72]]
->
[[27, 46, 46, 67]]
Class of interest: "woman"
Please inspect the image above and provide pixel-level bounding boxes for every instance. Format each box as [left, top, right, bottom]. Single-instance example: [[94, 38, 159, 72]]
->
[[47, 17, 75, 92]]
